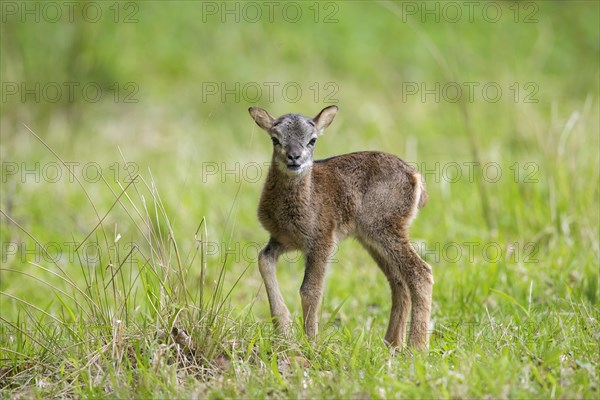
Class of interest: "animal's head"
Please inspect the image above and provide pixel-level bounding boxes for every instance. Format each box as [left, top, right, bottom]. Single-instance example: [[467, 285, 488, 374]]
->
[[249, 106, 338, 175]]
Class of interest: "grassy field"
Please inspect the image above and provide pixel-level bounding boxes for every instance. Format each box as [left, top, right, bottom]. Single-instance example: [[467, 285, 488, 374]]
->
[[1, 1, 598, 398]]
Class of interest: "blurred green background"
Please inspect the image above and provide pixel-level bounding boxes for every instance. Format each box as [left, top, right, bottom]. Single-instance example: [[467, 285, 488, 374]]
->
[[1, 0, 598, 343], [1, 1, 599, 397]]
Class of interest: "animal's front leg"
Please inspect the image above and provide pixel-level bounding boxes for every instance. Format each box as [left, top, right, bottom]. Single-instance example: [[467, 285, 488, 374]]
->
[[300, 243, 334, 338], [258, 239, 291, 335]]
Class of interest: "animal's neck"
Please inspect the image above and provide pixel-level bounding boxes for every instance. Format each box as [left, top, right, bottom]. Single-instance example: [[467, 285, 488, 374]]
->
[[267, 159, 313, 196]]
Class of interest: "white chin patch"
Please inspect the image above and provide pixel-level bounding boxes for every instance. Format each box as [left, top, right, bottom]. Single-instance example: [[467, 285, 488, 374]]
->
[[280, 161, 312, 175]]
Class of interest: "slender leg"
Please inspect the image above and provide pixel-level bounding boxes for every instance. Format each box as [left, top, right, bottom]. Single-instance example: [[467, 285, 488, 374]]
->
[[362, 242, 411, 348], [299, 242, 334, 338], [386, 278, 412, 347], [402, 243, 433, 349], [360, 227, 433, 350], [258, 239, 291, 335]]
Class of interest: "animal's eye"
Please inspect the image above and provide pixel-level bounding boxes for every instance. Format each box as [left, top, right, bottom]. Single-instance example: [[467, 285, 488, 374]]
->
[[308, 138, 317, 146], [271, 137, 280, 146]]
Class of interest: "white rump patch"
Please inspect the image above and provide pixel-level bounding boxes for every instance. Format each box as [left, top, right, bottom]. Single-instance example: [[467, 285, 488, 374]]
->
[[406, 173, 423, 226]]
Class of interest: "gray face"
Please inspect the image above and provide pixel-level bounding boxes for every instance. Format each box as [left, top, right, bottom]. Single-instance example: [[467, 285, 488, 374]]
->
[[269, 114, 319, 175], [249, 105, 338, 174]]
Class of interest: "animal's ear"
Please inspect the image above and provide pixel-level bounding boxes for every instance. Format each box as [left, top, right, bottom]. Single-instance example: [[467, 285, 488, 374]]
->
[[313, 105, 338, 134], [248, 107, 275, 131]]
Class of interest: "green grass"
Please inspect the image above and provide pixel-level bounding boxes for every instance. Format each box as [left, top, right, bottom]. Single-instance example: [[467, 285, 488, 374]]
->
[[1, 1, 599, 398]]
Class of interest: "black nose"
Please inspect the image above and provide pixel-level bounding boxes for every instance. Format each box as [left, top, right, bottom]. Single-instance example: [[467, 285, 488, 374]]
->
[[286, 143, 302, 162], [287, 152, 301, 162]]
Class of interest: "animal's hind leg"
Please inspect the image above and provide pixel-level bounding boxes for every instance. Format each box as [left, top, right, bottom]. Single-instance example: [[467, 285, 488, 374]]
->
[[362, 242, 411, 348], [388, 278, 411, 347], [361, 230, 433, 350], [400, 242, 433, 349]]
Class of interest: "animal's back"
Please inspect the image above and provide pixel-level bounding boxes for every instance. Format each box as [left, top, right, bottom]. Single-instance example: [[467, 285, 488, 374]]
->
[[313, 151, 427, 223]]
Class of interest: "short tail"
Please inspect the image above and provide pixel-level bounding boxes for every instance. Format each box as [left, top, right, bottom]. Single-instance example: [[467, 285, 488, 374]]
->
[[417, 175, 428, 208], [406, 172, 427, 226]]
